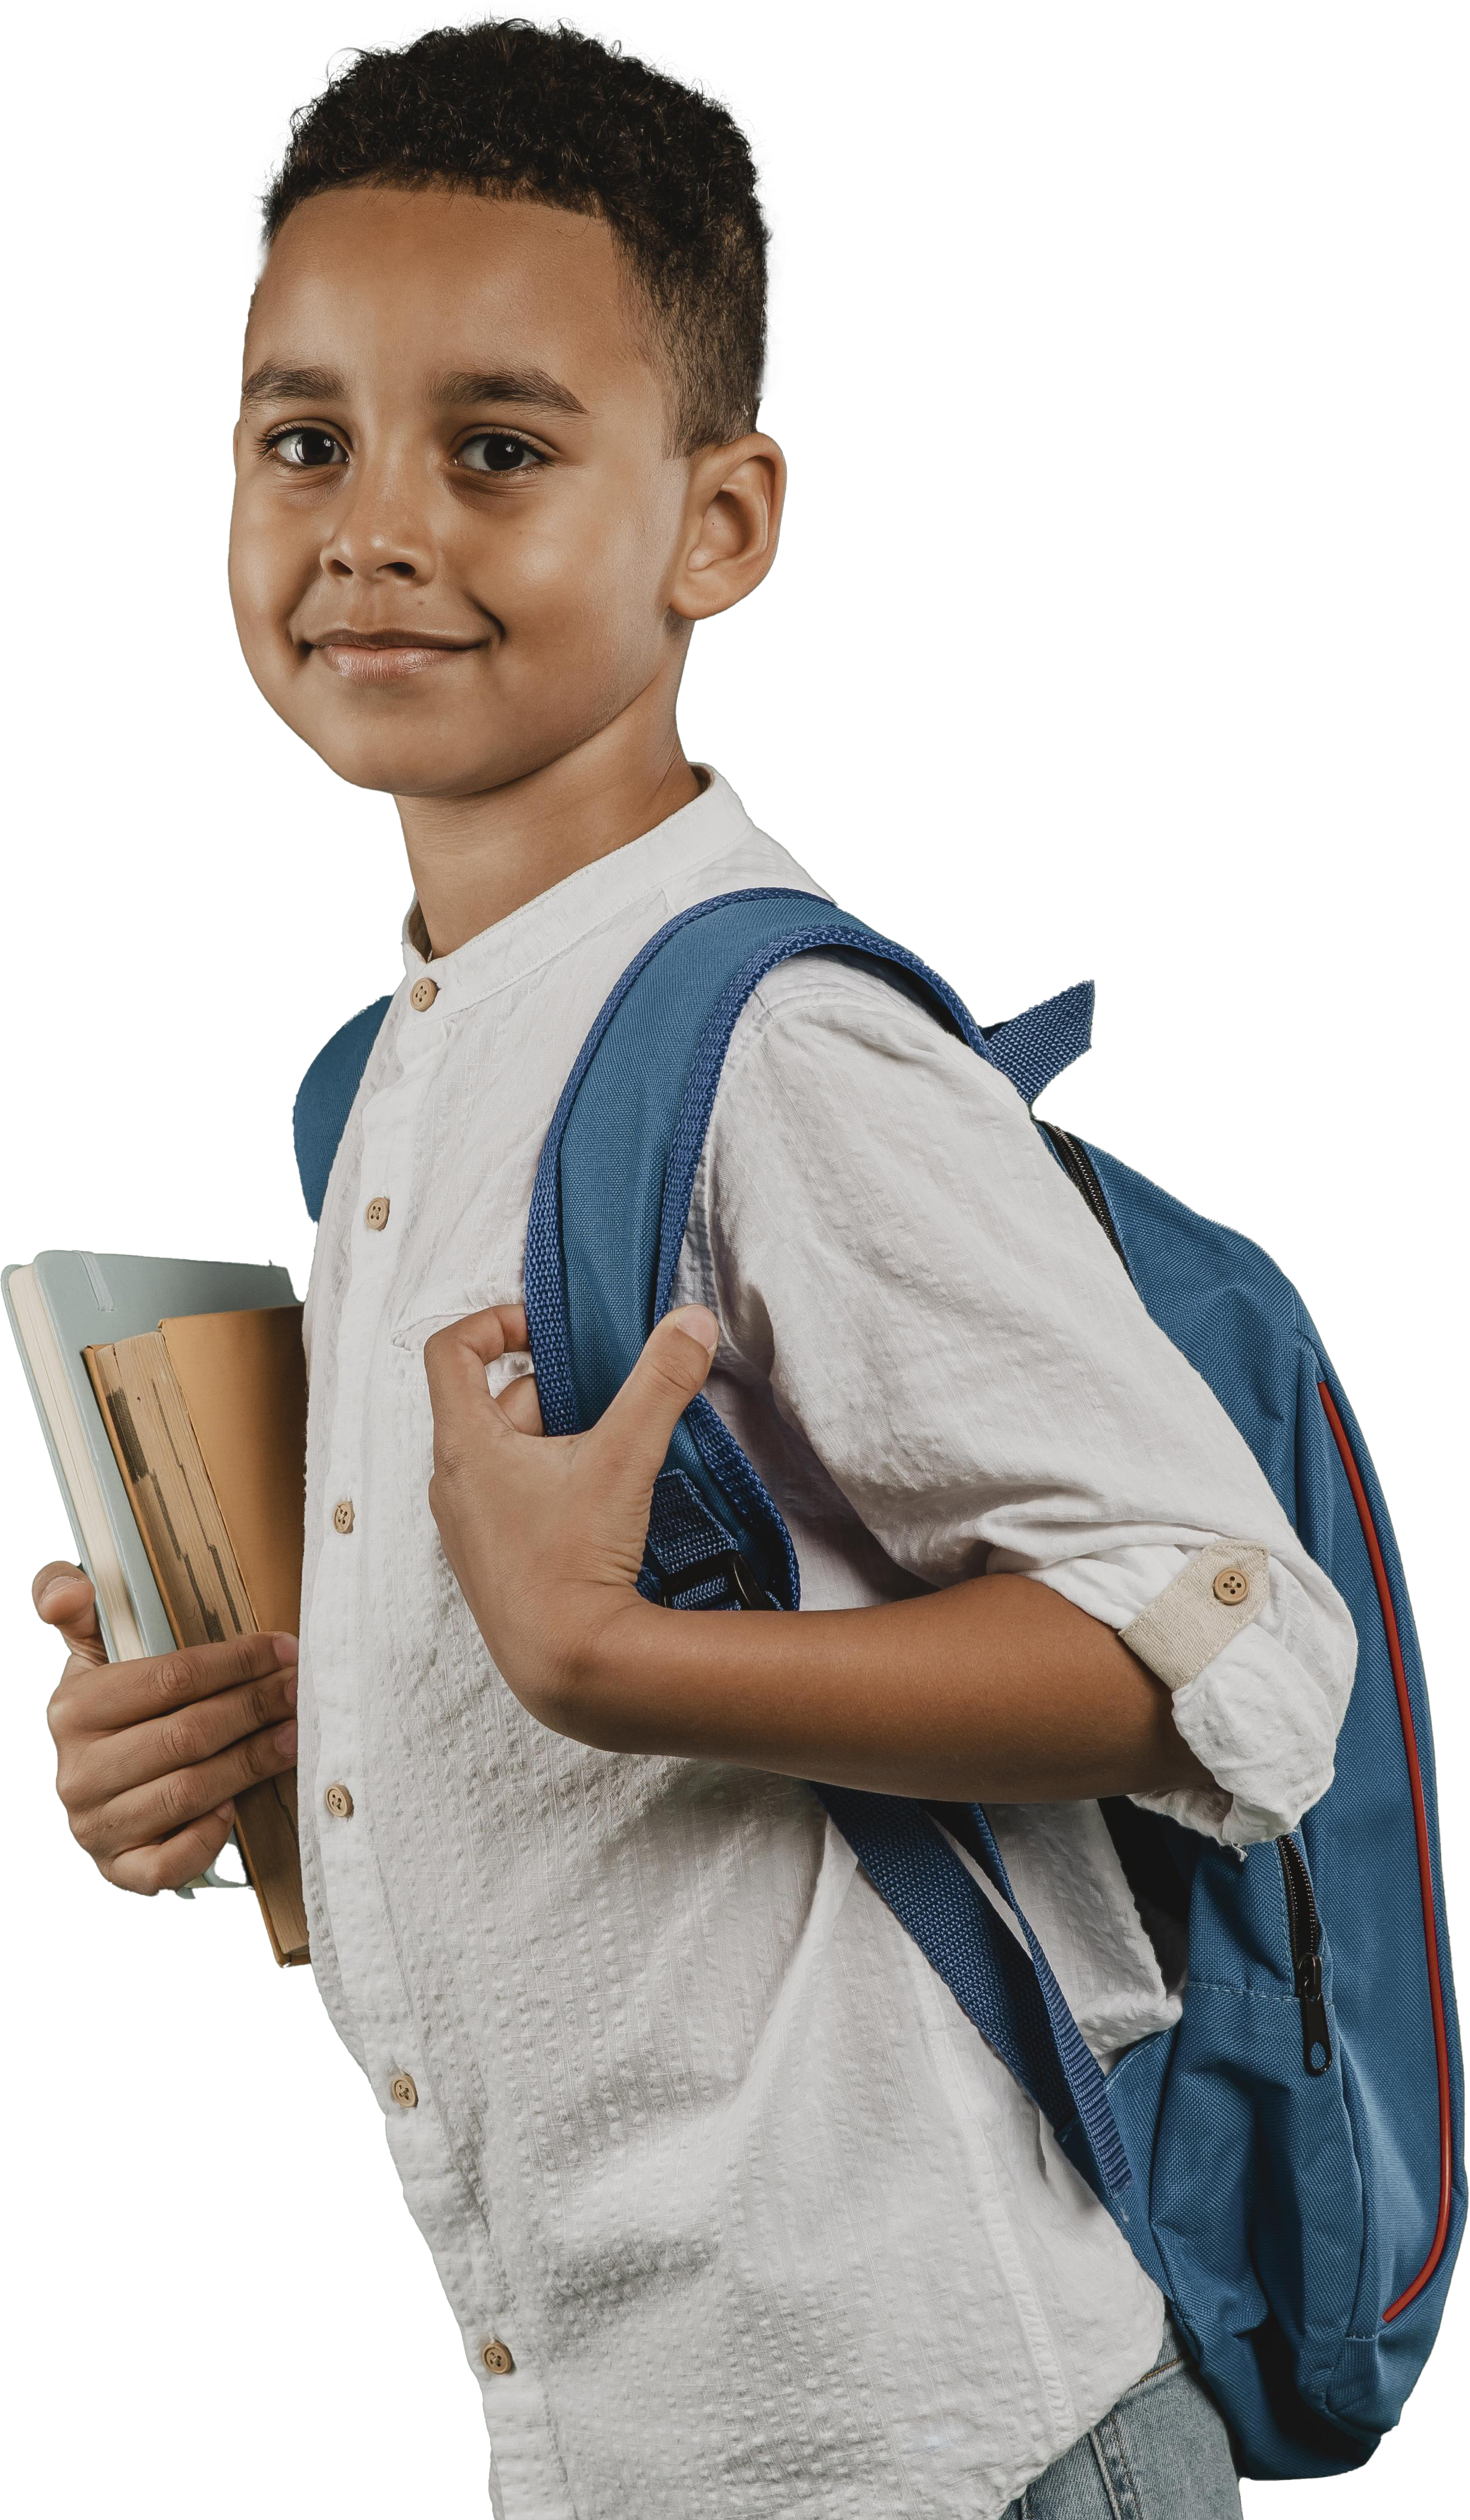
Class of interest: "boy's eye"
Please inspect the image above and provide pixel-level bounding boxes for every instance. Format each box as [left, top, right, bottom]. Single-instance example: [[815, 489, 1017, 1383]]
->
[[268, 427, 347, 469], [457, 432, 541, 474]]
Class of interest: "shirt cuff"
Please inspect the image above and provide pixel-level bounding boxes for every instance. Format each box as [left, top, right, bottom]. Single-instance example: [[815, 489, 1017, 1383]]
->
[[1027, 1544, 1345, 1847], [1119, 1541, 1271, 1689]]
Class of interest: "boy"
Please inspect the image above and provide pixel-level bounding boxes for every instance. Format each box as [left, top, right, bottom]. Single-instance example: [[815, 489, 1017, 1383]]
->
[[35, 21, 1354, 2516]]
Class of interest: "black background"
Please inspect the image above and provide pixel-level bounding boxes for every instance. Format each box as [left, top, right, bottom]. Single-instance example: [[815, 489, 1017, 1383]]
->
[[8, 10, 1462, 2510]]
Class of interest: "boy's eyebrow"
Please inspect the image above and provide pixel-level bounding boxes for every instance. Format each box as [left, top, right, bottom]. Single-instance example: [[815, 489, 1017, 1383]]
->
[[240, 362, 347, 406], [433, 367, 588, 418], [239, 362, 588, 418]]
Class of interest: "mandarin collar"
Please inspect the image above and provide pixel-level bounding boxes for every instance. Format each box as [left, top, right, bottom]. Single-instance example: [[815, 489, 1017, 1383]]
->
[[399, 768, 753, 1013]]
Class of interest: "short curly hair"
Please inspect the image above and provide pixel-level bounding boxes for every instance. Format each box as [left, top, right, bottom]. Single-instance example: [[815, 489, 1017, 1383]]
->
[[262, 18, 768, 452]]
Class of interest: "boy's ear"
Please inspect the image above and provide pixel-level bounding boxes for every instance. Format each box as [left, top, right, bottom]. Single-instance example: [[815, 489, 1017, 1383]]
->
[[669, 434, 786, 623]]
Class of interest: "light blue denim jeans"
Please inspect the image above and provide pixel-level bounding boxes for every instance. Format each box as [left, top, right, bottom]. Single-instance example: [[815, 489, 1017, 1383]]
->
[[1003, 2317, 1242, 2519]]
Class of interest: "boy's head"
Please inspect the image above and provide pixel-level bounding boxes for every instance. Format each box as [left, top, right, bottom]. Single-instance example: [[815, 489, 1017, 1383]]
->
[[229, 20, 780, 806]]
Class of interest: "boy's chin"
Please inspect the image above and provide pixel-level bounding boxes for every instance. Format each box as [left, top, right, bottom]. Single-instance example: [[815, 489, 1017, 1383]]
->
[[304, 726, 540, 801]]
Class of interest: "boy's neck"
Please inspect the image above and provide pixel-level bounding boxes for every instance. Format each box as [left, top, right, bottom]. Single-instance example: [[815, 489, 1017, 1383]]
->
[[397, 701, 702, 957]]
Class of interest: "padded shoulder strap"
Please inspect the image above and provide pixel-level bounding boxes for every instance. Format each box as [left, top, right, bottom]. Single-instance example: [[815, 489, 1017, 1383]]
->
[[521, 887, 1129, 2200], [293, 995, 393, 1223], [526, 885, 1089, 1463]]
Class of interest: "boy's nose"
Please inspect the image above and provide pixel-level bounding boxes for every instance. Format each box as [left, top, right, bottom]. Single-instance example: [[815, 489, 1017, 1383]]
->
[[320, 483, 436, 583], [323, 534, 430, 582], [325, 545, 424, 581]]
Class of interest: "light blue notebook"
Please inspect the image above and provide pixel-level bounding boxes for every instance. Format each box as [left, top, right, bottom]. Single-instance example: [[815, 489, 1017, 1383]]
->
[[5, 1250, 297, 1663]]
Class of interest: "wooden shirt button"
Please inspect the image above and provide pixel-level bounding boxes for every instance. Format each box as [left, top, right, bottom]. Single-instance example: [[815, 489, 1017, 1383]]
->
[[332, 1499, 355, 1535], [389, 2073, 418, 2110], [481, 2339, 515, 2376], [1212, 1566, 1251, 1605], [324, 1783, 354, 1819], [364, 1196, 390, 1231], [409, 976, 438, 1012]]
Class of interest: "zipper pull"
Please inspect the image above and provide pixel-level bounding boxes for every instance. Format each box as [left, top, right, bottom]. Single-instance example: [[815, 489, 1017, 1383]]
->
[[1295, 1951, 1333, 2075]]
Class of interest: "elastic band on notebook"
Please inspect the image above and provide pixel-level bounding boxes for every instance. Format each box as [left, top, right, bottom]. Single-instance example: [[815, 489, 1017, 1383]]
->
[[80, 1252, 115, 1313]]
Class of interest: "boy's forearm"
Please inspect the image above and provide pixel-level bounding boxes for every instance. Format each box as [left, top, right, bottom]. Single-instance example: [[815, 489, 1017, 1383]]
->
[[423, 1306, 1213, 1806], [561, 1573, 1212, 1804]]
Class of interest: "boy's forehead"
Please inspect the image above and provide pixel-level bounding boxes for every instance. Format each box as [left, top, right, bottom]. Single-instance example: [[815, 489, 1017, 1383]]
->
[[244, 187, 658, 403]]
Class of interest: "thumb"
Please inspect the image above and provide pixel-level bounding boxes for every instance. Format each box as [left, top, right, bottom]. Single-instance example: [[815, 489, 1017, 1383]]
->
[[591, 1307, 720, 1489], [33, 1563, 104, 1661]]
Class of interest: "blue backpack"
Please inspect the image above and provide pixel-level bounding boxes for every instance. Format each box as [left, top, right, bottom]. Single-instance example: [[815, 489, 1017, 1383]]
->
[[295, 886, 1462, 2480]]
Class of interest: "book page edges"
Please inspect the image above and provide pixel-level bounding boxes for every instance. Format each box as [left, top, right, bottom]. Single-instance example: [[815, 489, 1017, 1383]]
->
[[158, 1306, 306, 1641], [84, 1331, 309, 1966]]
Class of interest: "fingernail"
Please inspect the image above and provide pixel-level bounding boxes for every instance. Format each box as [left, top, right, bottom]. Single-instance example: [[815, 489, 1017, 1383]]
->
[[273, 1720, 298, 1755], [668, 1305, 719, 1355], [273, 1632, 299, 1663], [285, 1672, 298, 1709], [216, 1801, 235, 1822]]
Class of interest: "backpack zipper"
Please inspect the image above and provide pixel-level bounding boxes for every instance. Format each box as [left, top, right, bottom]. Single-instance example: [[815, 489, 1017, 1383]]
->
[[1277, 1836, 1333, 2074], [1039, 1124, 1132, 1273], [1042, 1121, 1336, 2084]]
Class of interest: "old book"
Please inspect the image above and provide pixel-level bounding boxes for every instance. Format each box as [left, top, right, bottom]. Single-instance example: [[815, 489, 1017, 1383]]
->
[[5, 1251, 308, 1970], [84, 1307, 310, 1966]]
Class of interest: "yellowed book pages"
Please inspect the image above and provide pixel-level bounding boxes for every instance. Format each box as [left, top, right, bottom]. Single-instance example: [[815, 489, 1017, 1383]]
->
[[84, 1313, 310, 1966], [159, 1306, 307, 1640]]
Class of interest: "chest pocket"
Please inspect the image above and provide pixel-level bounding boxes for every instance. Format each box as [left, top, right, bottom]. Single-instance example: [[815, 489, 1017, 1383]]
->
[[388, 1282, 536, 1413]]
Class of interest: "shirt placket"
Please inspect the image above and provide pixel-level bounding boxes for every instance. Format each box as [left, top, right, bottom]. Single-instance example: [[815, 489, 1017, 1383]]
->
[[303, 975, 524, 2416], [308, 980, 434, 2069]]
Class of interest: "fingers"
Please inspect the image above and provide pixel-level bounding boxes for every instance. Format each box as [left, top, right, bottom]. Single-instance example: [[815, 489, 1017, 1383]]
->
[[424, 1304, 530, 1464], [75, 1660, 299, 1799], [48, 1627, 299, 1895], [102, 1801, 239, 1899], [75, 1718, 299, 1866], [589, 1307, 720, 1490], [426, 1303, 528, 1372], [496, 1370, 544, 1436], [33, 1563, 104, 1661], [51, 1627, 298, 1743]]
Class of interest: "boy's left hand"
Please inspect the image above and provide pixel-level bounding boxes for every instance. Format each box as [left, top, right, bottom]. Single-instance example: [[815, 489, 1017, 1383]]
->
[[423, 1302, 720, 1731]]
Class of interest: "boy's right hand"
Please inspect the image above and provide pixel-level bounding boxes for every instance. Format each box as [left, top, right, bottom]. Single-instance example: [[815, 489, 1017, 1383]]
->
[[33, 1562, 299, 1896]]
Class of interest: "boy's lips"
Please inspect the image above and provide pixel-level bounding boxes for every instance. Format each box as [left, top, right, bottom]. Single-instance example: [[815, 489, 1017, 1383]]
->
[[310, 629, 484, 684]]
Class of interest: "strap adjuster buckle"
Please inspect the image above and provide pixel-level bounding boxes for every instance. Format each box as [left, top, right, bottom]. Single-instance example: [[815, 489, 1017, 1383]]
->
[[655, 1550, 767, 1610]]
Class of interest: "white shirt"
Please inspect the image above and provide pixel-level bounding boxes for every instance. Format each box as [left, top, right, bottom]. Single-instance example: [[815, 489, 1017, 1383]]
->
[[299, 772, 1354, 2519]]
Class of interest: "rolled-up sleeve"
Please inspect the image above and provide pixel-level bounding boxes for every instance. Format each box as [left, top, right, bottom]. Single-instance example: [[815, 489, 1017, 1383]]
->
[[688, 957, 1357, 1845]]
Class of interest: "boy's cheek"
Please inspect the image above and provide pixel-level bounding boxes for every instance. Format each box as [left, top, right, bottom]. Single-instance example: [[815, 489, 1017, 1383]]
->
[[227, 509, 306, 684], [223, 480, 679, 786], [227, 509, 287, 645]]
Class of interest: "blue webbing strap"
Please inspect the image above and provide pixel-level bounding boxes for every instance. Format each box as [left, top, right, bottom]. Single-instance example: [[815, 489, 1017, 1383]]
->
[[981, 981, 1095, 1109], [816, 1788, 1131, 2195], [517, 886, 1129, 2199], [638, 1468, 760, 1607]]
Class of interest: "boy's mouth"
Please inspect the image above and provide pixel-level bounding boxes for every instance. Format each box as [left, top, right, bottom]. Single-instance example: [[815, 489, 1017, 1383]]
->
[[309, 628, 484, 684]]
